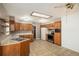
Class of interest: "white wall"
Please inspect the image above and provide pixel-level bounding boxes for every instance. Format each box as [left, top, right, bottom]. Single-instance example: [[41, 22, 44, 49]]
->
[[36, 24, 41, 39], [61, 10, 79, 52], [0, 4, 7, 19]]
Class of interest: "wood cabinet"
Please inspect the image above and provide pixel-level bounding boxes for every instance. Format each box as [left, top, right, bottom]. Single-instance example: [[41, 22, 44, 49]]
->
[[40, 25, 47, 28], [20, 24, 32, 31], [20, 23, 24, 31], [26, 24, 32, 31], [47, 23, 54, 29], [15, 23, 20, 31], [14, 23, 32, 31], [20, 40, 30, 56], [54, 21, 61, 29], [54, 33, 61, 46], [0, 46, 3, 56], [0, 40, 30, 56], [54, 20, 61, 46], [2, 43, 20, 56]]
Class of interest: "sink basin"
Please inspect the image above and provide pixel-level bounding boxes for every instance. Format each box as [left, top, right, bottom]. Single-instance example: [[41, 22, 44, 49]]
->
[[11, 38, 24, 41]]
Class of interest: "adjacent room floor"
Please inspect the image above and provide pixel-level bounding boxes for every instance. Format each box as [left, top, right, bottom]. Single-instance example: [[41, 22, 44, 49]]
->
[[30, 40, 79, 56]]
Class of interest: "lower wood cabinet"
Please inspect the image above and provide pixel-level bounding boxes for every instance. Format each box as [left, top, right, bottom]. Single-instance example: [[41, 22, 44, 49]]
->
[[54, 32, 61, 46], [20, 40, 30, 56], [0, 46, 3, 56], [0, 40, 30, 56]]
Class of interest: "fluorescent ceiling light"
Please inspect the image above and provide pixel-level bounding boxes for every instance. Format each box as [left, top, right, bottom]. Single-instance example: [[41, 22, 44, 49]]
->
[[31, 12, 51, 18], [20, 16, 32, 22], [39, 18, 49, 23]]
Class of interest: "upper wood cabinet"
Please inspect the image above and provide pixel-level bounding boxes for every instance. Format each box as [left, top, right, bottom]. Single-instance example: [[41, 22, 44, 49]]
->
[[9, 20, 15, 24], [40, 25, 47, 28], [47, 23, 54, 29], [20, 23, 24, 31], [24, 24, 32, 31], [54, 21, 61, 29], [15, 23, 20, 31], [20, 23, 32, 31]]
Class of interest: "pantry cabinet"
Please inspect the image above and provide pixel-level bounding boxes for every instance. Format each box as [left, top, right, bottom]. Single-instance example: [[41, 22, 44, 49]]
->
[[54, 20, 61, 46]]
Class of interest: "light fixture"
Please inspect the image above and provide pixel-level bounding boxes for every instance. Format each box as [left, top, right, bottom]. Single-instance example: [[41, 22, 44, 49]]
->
[[31, 11, 51, 18], [39, 18, 49, 23], [20, 16, 32, 22]]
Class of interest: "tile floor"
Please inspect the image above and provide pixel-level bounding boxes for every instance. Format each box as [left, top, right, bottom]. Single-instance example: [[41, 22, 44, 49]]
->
[[30, 40, 79, 56]]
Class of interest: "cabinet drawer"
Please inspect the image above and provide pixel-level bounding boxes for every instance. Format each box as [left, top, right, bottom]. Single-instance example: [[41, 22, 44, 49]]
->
[[24, 35, 32, 38], [54, 33, 61, 37]]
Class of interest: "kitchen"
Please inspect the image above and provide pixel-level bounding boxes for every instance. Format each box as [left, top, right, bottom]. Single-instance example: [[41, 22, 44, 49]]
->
[[0, 3, 79, 56], [0, 9, 61, 56]]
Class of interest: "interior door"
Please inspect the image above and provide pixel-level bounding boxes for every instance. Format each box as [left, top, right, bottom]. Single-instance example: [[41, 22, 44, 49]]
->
[[33, 26, 36, 39]]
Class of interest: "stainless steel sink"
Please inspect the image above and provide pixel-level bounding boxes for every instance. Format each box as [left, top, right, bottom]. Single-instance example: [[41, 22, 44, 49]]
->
[[11, 38, 24, 41]]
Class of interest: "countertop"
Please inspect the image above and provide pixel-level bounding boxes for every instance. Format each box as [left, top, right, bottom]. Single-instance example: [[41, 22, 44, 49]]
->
[[0, 38, 30, 46], [0, 31, 33, 46]]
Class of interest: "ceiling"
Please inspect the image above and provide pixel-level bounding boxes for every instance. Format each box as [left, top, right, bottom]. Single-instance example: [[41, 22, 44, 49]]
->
[[2, 3, 79, 24]]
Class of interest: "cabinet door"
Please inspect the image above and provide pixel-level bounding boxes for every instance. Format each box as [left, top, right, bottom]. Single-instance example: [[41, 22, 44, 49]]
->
[[15, 23, 20, 31], [20, 41, 30, 56], [54, 21, 61, 29], [20, 23, 24, 31], [54, 33, 61, 46], [29, 24, 32, 30], [3, 43, 20, 56], [25, 24, 32, 31], [0, 46, 3, 56], [47, 23, 54, 29], [23, 24, 27, 31], [20, 24, 32, 31]]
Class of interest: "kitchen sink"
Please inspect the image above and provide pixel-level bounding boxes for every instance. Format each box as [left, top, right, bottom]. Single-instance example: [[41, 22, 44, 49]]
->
[[11, 37, 24, 41]]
